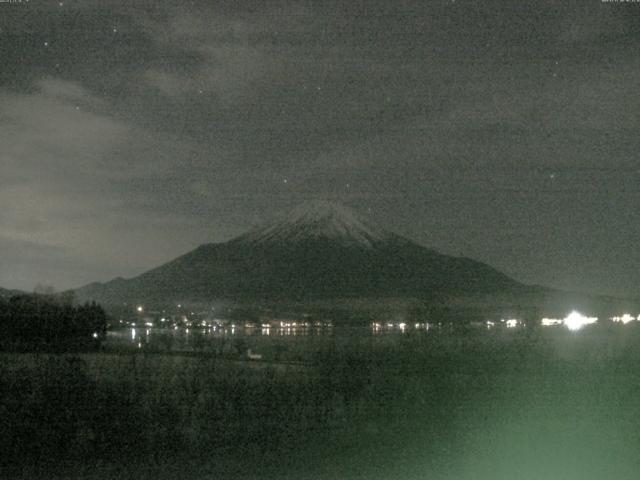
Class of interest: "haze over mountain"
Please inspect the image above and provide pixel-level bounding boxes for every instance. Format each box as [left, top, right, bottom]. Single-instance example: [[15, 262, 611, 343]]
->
[[75, 200, 531, 306]]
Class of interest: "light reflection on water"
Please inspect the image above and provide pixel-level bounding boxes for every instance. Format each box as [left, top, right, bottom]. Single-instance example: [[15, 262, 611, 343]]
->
[[110, 318, 614, 354], [109, 322, 424, 352]]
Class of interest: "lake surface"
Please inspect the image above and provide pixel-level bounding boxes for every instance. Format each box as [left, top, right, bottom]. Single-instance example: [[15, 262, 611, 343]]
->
[[106, 322, 450, 354], [104, 321, 637, 361]]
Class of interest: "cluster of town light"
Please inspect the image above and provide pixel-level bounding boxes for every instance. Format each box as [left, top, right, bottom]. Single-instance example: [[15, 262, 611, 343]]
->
[[371, 322, 430, 333], [491, 312, 629, 331], [611, 314, 640, 324], [563, 311, 598, 331], [541, 318, 563, 327], [534, 311, 599, 331], [370, 314, 639, 333], [130, 303, 638, 337], [539, 312, 639, 330], [498, 314, 601, 330]]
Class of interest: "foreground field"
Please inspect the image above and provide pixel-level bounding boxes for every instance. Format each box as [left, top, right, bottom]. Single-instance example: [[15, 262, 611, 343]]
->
[[2, 326, 640, 479]]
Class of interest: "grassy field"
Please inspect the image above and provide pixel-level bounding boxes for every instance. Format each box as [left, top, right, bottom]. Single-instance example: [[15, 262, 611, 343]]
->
[[2, 325, 640, 479]]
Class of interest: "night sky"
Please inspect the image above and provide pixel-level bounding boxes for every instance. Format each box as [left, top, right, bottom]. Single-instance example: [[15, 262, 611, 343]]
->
[[1, 0, 639, 297]]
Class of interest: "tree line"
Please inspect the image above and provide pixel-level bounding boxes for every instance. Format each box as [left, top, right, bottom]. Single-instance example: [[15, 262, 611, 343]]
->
[[0, 293, 108, 351]]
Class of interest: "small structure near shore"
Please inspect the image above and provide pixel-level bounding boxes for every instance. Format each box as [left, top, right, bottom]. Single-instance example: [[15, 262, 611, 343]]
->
[[247, 349, 263, 360]]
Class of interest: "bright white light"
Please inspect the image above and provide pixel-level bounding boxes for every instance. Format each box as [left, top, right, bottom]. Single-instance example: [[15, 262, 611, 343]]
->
[[505, 319, 518, 329], [486, 321, 495, 329], [136, 306, 143, 313], [398, 322, 406, 330], [564, 311, 597, 331], [612, 314, 635, 324], [145, 322, 153, 327], [92, 332, 98, 338], [541, 318, 563, 327], [131, 328, 136, 340]]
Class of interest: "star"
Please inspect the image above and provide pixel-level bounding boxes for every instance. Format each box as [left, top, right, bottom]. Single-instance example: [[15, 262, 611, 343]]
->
[[43, 41, 49, 47]]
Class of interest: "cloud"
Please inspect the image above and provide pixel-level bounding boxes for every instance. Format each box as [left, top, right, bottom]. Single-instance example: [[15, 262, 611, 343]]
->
[[0, 82, 126, 182], [137, 5, 311, 105], [143, 43, 272, 102], [0, 78, 222, 289]]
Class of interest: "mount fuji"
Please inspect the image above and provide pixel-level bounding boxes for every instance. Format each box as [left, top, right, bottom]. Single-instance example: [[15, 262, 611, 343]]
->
[[75, 200, 526, 306]]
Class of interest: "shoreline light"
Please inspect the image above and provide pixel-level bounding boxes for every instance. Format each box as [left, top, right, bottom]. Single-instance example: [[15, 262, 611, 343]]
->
[[504, 319, 519, 329], [564, 311, 598, 331], [612, 314, 636, 324], [541, 318, 563, 327]]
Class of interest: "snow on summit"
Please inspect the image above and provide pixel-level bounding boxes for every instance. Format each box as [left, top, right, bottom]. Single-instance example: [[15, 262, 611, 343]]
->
[[239, 200, 390, 248]]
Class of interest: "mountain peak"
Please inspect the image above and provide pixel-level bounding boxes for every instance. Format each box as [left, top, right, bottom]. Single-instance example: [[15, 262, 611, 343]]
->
[[236, 200, 389, 248]]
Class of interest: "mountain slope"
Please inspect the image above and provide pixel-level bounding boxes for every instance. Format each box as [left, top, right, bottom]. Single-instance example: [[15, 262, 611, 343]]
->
[[75, 201, 525, 305]]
